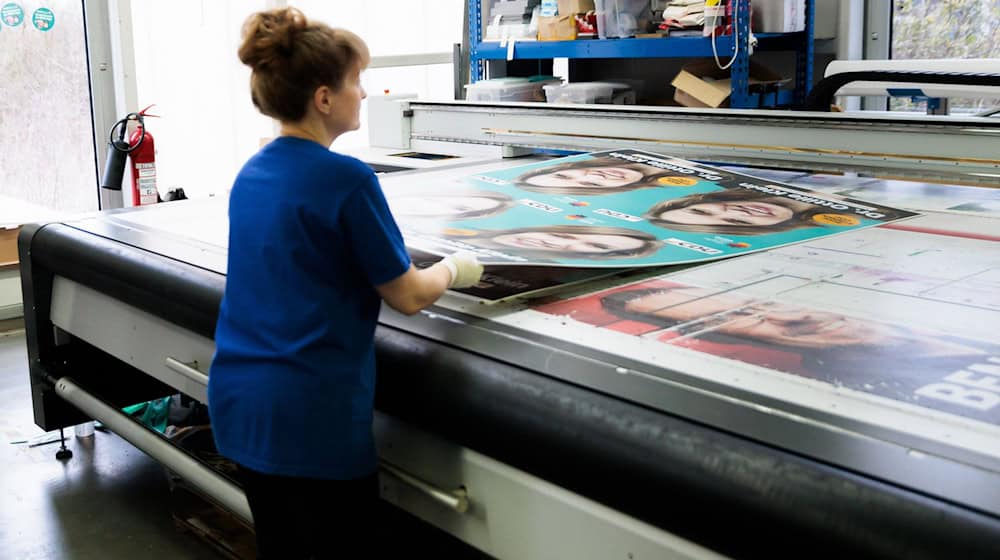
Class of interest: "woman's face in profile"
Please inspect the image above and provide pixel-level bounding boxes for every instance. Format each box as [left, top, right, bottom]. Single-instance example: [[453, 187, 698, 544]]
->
[[393, 195, 502, 218], [623, 288, 905, 348], [492, 230, 645, 255], [655, 199, 794, 226], [524, 166, 644, 189]]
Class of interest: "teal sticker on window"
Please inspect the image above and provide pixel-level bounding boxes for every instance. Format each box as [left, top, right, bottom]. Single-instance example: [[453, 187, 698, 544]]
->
[[32, 7, 53, 30], [2, 3, 24, 27]]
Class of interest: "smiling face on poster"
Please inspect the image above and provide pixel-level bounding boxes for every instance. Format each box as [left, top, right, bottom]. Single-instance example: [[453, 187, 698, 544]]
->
[[383, 149, 916, 268]]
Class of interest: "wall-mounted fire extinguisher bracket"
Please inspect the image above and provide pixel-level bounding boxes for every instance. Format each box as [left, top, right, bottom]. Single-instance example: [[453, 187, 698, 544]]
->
[[99, 104, 160, 209]]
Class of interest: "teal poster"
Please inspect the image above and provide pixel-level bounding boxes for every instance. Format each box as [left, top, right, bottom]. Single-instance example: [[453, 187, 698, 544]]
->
[[385, 149, 917, 267]]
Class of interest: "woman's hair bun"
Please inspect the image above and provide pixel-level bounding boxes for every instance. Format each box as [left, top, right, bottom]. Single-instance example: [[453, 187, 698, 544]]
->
[[238, 7, 308, 71]]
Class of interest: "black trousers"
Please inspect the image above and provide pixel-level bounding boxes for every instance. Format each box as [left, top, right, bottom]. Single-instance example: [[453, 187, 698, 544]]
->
[[239, 465, 381, 559]]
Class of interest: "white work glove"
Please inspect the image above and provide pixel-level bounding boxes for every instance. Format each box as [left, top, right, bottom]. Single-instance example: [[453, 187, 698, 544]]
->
[[440, 251, 484, 289]]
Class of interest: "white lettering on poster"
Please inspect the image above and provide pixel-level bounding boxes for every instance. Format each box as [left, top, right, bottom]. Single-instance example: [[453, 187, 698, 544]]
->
[[608, 151, 723, 181], [473, 175, 509, 185], [916, 382, 1000, 411], [593, 208, 642, 222], [945, 359, 1000, 393], [518, 199, 563, 213], [665, 238, 723, 255], [736, 182, 887, 219], [915, 357, 1000, 411]]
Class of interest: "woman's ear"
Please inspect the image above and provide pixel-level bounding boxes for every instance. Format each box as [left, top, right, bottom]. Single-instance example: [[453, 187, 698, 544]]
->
[[313, 85, 334, 115]]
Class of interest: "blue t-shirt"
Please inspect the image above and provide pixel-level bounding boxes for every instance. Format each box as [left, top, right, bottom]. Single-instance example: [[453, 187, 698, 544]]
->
[[208, 136, 411, 480]]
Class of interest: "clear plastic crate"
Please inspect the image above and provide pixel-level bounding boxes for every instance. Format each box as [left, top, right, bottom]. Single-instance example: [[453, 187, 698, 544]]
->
[[594, 0, 649, 38], [543, 82, 616, 104], [588, 81, 638, 104], [465, 78, 561, 102]]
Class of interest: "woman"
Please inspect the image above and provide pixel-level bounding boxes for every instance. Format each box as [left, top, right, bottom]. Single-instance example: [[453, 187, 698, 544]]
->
[[389, 190, 514, 220], [208, 8, 482, 559], [644, 189, 829, 236], [514, 156, 682, 195], [451, 224, 662, 261]]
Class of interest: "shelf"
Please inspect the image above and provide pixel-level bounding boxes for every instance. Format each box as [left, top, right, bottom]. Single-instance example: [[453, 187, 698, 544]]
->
[[749, 88, 796, 108], [469, 0, 815, 109], [474, 33, 801, 61]]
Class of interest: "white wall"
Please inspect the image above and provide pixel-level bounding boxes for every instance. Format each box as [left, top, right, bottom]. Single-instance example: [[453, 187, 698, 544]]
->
[[129, 1, 275, 199], [128, 0, 465, 198]]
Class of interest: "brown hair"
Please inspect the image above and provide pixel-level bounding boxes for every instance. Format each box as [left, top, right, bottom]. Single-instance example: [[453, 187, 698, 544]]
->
[[644, 189, 827, 236], [601, 287, 696, 327], [238, 7, 370, 122], [514, 157, 679, 195], [461, 224, 662, 260]]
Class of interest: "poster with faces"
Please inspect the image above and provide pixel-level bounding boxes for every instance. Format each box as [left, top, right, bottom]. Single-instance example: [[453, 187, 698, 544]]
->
[[383, 149, 917, 268], [528, 220, 1000, 430]]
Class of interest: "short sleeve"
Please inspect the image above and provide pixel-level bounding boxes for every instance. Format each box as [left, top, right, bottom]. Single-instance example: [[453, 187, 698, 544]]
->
[[341, 174, 412, 286]]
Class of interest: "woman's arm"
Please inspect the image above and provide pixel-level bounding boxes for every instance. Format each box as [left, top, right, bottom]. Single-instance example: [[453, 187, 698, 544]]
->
[[376, 252, 483, 315]]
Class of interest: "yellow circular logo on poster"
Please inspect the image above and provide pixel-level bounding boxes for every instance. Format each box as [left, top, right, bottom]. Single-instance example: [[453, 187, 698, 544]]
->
[[813, 214, 860, 226], [657, 176, 699, 187]]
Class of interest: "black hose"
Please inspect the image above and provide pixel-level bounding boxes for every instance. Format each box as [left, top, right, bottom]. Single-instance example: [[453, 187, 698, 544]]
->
[[99, 112, 145, 191]]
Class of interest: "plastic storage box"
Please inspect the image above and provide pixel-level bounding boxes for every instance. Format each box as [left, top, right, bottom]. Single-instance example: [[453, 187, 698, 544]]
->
[[465, 77, 561, 102], [543, 82, 616, 104], [594, 0, 650, 38], [590, 81, 638, 104]]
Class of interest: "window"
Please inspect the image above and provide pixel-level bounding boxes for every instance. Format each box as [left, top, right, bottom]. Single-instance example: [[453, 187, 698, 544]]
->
[[0, 3, 97, 222], [130, 1, 274, 200], [290, 0, 465, 149], [891, 0, 1000, 113], [128, 1, 465, 200]]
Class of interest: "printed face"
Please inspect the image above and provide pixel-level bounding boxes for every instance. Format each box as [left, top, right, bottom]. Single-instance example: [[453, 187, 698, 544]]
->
[[492, 231, 645, 255], [623, 287, 906, 349], [394, 195, 502, 218], [328, 65, 366, 135], [655, 200, 794, 226], [524, 166, 644, 189]]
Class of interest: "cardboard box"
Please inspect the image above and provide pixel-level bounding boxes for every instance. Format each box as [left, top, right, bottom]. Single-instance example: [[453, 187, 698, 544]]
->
[[558, 0, 594, 14], [538, 15, 577, 41], [0, 226, 21, 266], [671, 60, 786, 108]]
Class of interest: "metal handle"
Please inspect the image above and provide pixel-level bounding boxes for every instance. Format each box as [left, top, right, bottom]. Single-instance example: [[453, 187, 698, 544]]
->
[[165, 357, 209, 386], [164, 359, 469, 513], [54, 376, 251, 523], [380, 461, 469, 514]]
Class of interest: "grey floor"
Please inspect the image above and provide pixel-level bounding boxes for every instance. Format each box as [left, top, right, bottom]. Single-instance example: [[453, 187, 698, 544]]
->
[[0, 327, 226, 559]]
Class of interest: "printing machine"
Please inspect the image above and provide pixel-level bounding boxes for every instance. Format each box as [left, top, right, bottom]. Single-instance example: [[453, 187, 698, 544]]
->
[[20, 101, 1000, 558]]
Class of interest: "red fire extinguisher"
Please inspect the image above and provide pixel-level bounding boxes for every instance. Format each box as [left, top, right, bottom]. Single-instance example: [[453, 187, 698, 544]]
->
[[128, 104, 160, 206]]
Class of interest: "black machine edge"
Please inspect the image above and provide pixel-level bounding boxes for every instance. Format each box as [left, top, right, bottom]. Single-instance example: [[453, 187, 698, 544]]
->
[[17, 221, 1000, 558]]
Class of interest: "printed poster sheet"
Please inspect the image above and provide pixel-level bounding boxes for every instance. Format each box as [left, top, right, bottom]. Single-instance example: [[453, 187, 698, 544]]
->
[[719, 165, 1000, 216], [407, 248, 625, 302], [384, 149, 916, 268], [531, 223, 1000, 428], [794, 177, 1000, 217]]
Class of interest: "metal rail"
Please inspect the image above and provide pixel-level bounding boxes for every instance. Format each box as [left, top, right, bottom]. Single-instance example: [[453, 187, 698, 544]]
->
[[403, 101, 1000, 185]]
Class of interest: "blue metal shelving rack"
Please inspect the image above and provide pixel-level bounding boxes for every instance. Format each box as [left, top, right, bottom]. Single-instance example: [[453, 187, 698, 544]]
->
[[468, 0, 814, 108]]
